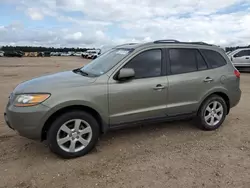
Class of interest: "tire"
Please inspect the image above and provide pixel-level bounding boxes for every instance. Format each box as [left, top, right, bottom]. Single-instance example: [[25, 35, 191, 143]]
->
[[196, 95, 227, 131], [47, 111, 100, 158]]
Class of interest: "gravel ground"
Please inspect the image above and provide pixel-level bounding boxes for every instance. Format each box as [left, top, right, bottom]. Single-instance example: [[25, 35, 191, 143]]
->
[[0, 57, 250, 188]]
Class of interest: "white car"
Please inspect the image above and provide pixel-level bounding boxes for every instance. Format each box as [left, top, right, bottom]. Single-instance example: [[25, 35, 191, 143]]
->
[[0, 51, 4, 57], [61, 52, 70, 56], [228, 48, 250, 69], [87, 52, 101, 59], [73, 52, 83, 56]]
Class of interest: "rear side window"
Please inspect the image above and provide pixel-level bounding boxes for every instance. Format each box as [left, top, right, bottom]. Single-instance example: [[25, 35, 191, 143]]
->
[[169, 49, 208, 74], [201, 49, 227, 68]]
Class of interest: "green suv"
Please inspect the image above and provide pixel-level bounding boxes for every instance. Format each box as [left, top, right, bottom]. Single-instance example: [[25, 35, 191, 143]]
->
[[4, 40, 241, 158]]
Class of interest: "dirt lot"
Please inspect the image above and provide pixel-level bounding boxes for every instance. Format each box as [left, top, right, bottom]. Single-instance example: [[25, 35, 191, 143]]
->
[[0, 57, 250, 188]]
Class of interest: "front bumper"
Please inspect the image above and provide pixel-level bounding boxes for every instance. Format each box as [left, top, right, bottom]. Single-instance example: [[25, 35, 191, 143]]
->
[[4, 102, 50, 140]]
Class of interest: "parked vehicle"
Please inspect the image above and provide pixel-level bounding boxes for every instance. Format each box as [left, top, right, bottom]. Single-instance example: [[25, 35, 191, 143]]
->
[[81, 52, 88, 58], [4, 40, 241, 158], [37, 52, 45, 57], [227, 48, 250, 70], [0, 51, 4, 57], [4, 51, 24, 57], [51, 52, 62, 56], [82, 49, 101, 59], [38, 52, 51, 57], [86, 51, 101, 59], [61, 52, 70, 56], [73, 52, 83, 56]]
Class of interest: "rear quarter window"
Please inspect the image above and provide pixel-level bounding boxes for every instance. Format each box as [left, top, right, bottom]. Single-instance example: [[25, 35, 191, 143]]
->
[[200, 49, 227, 68]]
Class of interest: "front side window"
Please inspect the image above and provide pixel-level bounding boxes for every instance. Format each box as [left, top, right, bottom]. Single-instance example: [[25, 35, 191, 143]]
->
[[123, 49, 162, 79], [80, 48, 133, 76], [201, 49, 227, 68]]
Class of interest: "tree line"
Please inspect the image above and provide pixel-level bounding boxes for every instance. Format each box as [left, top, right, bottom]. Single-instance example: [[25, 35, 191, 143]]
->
[[1, 44, 250, 53], [1, 46, 95, 53]]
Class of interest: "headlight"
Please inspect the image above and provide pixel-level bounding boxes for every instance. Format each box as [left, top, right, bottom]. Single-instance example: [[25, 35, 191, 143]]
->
[[14, 94, 50, 107]]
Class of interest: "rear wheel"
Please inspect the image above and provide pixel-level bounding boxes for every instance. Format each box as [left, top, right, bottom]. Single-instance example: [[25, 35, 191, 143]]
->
[[47, 111, 100, 158], [197, 95, 227, 130]]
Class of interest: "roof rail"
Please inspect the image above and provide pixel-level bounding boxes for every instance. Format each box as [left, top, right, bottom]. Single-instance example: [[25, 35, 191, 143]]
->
[[154, 39, 180, 43], [114, 43, 138, 48], [153, 39, 213, 46], [188, 42, 212, 46]]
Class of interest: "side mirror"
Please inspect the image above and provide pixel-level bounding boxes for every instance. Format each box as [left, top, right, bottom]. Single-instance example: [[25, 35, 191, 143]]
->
[[117, 68, 135, 81]]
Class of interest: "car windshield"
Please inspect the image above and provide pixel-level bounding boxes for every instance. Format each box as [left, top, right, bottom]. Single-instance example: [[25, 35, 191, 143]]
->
[[80, 48, 133, 76]]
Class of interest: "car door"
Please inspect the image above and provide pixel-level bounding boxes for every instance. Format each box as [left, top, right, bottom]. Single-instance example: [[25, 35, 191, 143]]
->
[[108, 49, 168, 125], [232, 50, 250, 67], [166, 48, 225, 116]]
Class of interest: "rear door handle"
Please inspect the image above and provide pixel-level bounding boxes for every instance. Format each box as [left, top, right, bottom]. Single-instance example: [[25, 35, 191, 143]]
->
[[203, 77, 213, 82], [153, 84, 166, 90]]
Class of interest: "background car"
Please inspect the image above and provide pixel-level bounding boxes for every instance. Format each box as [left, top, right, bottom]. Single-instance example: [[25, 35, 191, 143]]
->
[[73, 52, 83, 56], [61, 52, 70, 56], [4, 51, 24, 57], [0, 51, 4, 57], [86, 50, 101, 59], [227, 48, 250, 71]]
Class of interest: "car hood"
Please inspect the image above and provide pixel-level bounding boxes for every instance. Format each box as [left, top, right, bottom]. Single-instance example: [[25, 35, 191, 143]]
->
[[13, 71, 97, 94]]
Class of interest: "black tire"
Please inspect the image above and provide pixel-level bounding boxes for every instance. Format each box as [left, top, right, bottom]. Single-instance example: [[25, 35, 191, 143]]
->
[[47, 111, 100, 158], [196, 95, 227, 131]]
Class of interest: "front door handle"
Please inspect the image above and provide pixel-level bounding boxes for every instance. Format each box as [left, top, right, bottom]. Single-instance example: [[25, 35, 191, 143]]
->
[[153, 84, 165, 90], [246, 57, 249, 59], [203, 77, 213, 82]]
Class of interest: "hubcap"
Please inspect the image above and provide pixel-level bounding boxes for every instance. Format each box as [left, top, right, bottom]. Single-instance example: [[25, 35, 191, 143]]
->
[[204, 101, 224, 126], [56, 119, 92, 153]]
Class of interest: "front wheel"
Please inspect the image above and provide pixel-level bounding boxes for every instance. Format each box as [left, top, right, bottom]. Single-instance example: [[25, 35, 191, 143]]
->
[[197, 95, 227, 130], [47, 111, 100, 158]]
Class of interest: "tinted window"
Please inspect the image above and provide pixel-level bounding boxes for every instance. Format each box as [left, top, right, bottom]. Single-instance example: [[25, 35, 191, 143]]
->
[[235, 50, 250, 57], [169, 49, 197, 74], [196, 50, 208, 70], [201, 49, 227, 68], [124, 49, 162, 79]]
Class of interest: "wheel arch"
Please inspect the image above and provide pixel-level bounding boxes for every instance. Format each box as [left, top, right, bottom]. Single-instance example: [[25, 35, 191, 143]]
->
[[41, 105, 108, 141], [198, 91, 230, 115]]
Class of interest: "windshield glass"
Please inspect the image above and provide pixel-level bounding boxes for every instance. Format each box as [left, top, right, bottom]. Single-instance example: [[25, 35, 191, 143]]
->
[[80, 48, 133, 76]]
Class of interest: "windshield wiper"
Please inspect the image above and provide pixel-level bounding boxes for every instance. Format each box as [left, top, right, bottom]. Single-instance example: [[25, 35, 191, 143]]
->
[[73, 68, 89, 76]]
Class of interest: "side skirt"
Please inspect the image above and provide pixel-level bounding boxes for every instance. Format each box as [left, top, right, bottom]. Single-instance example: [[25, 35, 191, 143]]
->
[[108, 113, 196, 131]]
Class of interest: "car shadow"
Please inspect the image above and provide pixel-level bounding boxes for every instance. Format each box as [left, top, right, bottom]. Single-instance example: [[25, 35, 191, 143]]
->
[[8, 119, 199, 160]]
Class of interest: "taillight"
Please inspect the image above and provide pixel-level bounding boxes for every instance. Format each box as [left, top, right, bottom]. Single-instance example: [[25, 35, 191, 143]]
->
[[234, 69, 240, 78]]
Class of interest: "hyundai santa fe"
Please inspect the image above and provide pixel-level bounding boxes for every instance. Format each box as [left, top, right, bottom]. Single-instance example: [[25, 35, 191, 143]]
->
[[4, 40, 241, 158]]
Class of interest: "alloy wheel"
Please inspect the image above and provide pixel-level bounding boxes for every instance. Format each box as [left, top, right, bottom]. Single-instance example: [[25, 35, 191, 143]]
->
[[204, 101, 224, 126], [56, 119, 92, 153]]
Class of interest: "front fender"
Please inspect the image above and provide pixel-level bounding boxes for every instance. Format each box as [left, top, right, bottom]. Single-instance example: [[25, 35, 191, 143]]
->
[[42, 99, 108, 124]]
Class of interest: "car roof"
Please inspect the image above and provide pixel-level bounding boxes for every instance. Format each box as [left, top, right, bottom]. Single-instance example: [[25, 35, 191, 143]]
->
[[114, 40, 221, 51], [227, 48, 250, 55]]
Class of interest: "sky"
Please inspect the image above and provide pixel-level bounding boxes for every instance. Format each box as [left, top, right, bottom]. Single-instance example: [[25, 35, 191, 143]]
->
[[0, 0, 250, 49]]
